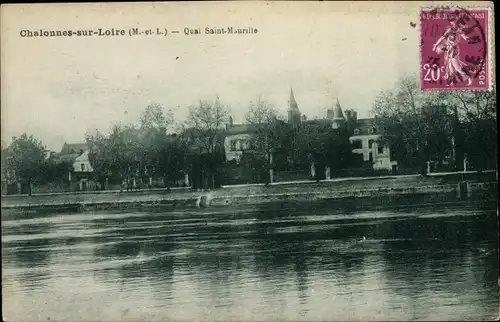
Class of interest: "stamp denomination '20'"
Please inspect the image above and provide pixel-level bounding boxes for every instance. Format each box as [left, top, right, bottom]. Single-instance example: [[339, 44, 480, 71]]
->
[[420, 7, 491, 91]]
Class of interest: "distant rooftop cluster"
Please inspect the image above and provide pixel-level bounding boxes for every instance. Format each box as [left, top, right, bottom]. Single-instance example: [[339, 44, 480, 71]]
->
[[286, 88, 359, 129]]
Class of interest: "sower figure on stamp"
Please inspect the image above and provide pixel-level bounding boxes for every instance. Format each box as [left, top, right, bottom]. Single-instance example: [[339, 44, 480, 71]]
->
[[432, 15, 475, 86]]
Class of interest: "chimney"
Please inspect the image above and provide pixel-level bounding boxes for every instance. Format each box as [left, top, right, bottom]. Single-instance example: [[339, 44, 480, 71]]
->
[[327, 109, 334, 120], [345, 109, 357, 122], [345, 110, 351, 120]]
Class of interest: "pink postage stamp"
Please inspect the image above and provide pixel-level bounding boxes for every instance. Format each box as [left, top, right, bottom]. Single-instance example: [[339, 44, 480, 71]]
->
[[420, 6, 492, 91]]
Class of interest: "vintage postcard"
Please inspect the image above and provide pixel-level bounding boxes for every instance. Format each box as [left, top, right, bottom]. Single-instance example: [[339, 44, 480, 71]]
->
[[1, 1, 497, 322]]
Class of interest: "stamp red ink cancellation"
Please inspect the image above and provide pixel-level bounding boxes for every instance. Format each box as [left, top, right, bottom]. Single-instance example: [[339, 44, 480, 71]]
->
[[420, 6, 492, 91]]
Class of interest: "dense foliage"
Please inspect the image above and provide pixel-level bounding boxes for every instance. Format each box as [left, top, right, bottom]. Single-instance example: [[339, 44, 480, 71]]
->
[[372, 75, 496, 172]]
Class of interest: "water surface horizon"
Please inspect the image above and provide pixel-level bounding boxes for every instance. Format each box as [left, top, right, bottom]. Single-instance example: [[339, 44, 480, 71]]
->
[[2, 194, 498, 321]]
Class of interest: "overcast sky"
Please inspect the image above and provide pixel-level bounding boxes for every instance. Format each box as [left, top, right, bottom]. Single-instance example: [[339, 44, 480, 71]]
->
[[2, 1, 428, 151]]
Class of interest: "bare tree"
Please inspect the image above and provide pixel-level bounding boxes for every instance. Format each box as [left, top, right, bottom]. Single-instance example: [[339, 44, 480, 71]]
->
[[432, 87, 497, 170], [185, 97, 230, 189], [434, 87, 497, 122], [371, 75, 449, 173], [140, 103, 174, 131], [245, 96, 284, 184], [139, 103, 174, 187], [373, 75, 497, 172]]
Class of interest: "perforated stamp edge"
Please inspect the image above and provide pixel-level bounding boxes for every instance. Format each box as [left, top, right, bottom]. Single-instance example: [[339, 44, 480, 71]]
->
[[419, 3, 494, 92]]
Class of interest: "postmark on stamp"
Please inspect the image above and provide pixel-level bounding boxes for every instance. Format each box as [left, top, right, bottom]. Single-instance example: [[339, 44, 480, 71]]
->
[[420, 6, 492, 91]]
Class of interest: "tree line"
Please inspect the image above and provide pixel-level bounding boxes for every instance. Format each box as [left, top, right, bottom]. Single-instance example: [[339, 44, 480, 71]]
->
[[1, 74, 497, 195], [372, 75, 496, 174]]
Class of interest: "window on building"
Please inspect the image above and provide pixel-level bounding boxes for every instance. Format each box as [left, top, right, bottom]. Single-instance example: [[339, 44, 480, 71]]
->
[[352, 140, 362, 149], [230, 140, 237, 151], [81, 163, 85, 171], [368, 140, 375, 149], [353, 128, 360, 135], [377, 146, 384, 154], [240, 140, 247, 150]]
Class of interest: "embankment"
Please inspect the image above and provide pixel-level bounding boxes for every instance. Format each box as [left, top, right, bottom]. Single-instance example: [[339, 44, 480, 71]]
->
[[1, 172, 497, 213]]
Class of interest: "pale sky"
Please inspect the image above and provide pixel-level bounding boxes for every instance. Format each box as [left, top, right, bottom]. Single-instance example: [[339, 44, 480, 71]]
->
[[1, 1, 435, 151]]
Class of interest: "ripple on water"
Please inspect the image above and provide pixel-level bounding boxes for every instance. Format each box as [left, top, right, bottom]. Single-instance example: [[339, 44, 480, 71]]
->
[[1, 201, 498, 321]]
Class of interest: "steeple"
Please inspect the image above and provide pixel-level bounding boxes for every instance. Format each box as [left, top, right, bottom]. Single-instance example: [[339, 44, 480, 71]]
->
[[333, 97, 345, 120], [331, 97, 345, 129], [287, 88, 301, 127], [289, 88, 299, 111]]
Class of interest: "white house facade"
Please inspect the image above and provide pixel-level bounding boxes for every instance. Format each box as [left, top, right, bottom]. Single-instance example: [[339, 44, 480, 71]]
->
[[349, 119, 398, 171], [223, 118, 256, 163], [327, 99, 398, 172], [224, 132, 253, 163], [73, 150, 94, 173]]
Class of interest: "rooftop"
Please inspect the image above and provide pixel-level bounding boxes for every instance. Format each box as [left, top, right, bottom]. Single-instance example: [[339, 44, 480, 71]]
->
[[352, 118, 379, 136], [225, 124, 255, 136], [60, 143, 89, 155]]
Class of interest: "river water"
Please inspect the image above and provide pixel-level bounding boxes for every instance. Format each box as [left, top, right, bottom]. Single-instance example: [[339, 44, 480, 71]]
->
[[2, 194, 499, 321]]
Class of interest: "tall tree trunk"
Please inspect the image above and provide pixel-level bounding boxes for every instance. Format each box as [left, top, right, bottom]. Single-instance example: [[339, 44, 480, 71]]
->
[[406, 86, 427, 175]]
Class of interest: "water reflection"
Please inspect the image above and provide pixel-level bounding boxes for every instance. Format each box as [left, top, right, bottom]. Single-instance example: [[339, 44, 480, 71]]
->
[[2, 193, 498, 321]]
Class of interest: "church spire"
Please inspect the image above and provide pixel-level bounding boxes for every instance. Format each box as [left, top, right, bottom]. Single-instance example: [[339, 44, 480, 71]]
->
[[333, 97, 344, 120], [289, 88, 299, 111], [288, 88, 301, 127], [331, 97, 345, 129]]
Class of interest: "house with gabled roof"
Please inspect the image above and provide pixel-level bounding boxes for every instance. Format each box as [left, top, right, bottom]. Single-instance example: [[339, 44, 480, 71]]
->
[[58, 142, 93, 173], [57, 142, 94, 190], [60, 142, 89, 155]]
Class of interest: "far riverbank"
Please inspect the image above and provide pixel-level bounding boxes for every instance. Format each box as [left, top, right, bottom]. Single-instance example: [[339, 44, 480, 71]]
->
[[1, 172, 497, 213]]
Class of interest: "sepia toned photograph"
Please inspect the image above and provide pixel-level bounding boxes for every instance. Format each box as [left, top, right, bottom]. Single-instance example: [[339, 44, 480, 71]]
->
[[1, 1, 498, 321]]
